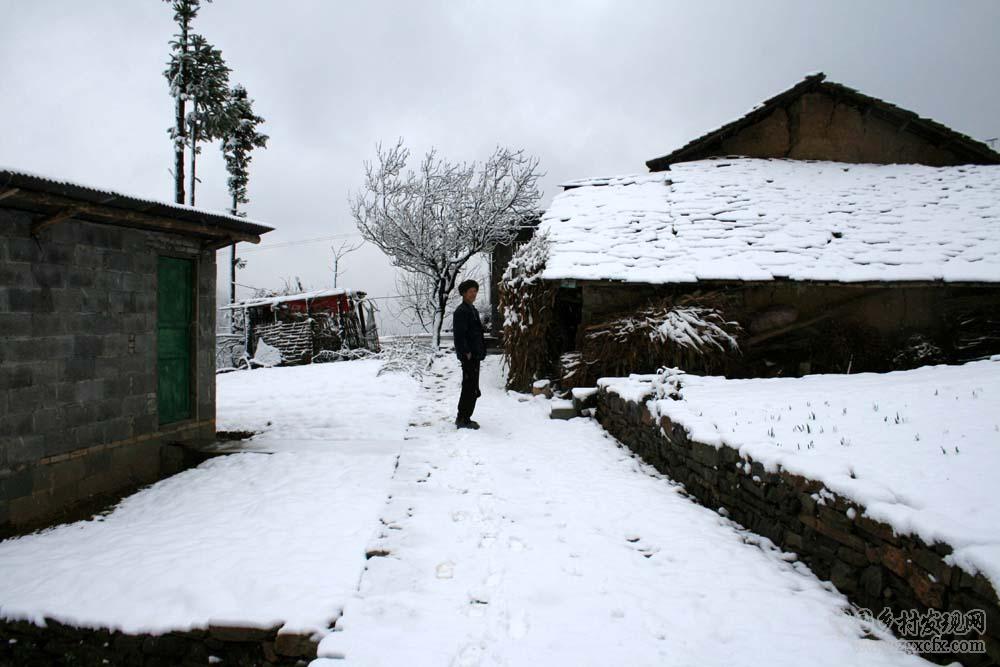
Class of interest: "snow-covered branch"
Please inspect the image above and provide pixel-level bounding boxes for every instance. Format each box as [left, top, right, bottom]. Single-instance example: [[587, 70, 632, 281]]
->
[[351, 140, 542, 346]]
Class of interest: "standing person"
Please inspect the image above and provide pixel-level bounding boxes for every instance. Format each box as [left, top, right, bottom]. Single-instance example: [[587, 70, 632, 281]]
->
[[453, 279, 486, 429]]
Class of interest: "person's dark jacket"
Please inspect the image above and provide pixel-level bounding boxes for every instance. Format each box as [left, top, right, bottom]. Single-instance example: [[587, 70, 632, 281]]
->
[[453, 301, 486, 362]]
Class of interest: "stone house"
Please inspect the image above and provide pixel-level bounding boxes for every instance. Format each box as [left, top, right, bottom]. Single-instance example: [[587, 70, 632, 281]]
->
[[0, 168, 272, 535], [498, 74, 1000, 389]]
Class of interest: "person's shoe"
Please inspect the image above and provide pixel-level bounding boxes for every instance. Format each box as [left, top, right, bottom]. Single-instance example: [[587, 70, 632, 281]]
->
[[465, 420, 481, 430], [455, 418, 480, 430]]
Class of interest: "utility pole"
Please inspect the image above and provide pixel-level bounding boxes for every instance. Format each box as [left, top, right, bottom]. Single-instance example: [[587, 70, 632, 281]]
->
[[230, 242, 238, 304]]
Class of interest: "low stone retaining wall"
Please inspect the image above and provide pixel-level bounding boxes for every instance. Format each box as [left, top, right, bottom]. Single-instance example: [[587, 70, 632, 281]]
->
[[596, 388, 1000, 666], [0, 618, 318, 666]]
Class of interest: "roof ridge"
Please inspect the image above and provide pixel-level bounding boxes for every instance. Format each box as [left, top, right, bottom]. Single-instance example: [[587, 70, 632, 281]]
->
[[646, 73, 1000, 171]]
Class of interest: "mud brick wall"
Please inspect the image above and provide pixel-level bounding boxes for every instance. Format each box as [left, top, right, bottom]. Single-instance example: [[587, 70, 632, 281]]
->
[[0, 618, 318, 666], [0, 209, 216, 536], [596, 388, 1000, 666]]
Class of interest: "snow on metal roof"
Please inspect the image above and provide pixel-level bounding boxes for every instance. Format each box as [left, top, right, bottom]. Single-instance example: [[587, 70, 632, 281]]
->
[[0, 166, 273, 236], [225, 288, 355, 310], [539, 158, 1000, 284]]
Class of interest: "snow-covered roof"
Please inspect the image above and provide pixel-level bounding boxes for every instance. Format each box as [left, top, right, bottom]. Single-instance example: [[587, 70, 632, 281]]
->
[[226, 288, 355, 310], [540, 158, 1000, 284], [0, 166, 273, 239]]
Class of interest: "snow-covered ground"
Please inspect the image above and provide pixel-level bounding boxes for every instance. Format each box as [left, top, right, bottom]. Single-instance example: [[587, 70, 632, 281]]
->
[[0, 356, 937, 664], [601, 358, 1000, 590], [217, 358, 417, 444], [0, 360, 418, 635], [314, 358, 925, 666]]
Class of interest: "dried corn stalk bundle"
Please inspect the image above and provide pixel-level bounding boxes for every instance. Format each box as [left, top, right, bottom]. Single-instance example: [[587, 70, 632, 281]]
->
[[499, 234, 559, 391], [559, 351, 589, 389], [582, 297, 742, 381]]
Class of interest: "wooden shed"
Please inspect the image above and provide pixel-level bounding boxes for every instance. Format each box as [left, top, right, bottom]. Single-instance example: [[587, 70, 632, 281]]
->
[[224, 288, 380, 367]]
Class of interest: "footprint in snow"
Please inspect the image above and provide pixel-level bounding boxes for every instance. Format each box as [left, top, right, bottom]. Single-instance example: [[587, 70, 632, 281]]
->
[[508, 537, 526, 552], [467, 588, 490, 605], [507, 610, 529, 639], [436, 561, 455, 579], [625, 535, 659, 558], [451, 643, 484, 667]]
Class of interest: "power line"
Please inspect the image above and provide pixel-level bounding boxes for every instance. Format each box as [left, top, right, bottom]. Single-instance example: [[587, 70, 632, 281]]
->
[[239, 232, 363, 254]]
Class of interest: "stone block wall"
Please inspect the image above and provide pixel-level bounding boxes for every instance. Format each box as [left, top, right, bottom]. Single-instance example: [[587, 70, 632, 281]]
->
[[0, 209, 216, 535], [596, 388, 1000, 666], [0, 618, 318, 666]]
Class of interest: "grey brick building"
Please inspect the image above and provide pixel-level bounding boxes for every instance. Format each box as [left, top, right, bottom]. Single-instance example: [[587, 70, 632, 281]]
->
[[0, 169, 272, 535]]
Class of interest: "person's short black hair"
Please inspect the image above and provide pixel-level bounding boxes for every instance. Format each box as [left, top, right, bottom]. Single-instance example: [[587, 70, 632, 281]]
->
[[458, 279, 479, 295]]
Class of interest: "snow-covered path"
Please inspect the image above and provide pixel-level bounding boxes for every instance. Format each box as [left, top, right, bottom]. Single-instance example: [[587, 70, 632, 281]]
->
[[316, 358, 926, 666]]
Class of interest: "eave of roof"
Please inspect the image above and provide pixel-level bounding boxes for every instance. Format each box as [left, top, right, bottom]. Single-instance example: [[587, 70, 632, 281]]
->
[[221, 288, 366, 310], [645, 73, 1000, 171], [0, 168, 273, 247]]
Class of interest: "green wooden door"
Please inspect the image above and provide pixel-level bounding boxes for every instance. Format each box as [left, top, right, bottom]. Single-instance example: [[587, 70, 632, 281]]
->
[[157, 256, 194, 425]]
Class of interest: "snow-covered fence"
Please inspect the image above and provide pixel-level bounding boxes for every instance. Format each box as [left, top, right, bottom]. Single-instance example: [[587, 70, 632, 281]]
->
[[215, 333, 248, 371], [595, 367, 1000, 664]]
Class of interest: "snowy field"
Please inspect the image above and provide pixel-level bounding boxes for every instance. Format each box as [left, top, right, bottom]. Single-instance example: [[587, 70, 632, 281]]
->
[[602, 358, 1000, 590], [0, 360, 418, 635], [314, 358, 925, 666]]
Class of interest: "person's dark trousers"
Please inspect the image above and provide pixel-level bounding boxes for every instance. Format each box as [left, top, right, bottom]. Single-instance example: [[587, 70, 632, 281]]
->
[[457, 358, 482, 423]]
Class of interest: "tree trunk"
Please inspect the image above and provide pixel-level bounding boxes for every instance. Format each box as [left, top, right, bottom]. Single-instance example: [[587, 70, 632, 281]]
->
[[174, 98, 186, 205], [172, 19, 189, 205], [187, 102, 199, 207], [431, 281, 449, 350], [229, 243, 237, 304]]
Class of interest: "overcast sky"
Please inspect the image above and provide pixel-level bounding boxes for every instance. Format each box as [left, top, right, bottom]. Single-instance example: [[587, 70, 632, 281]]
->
[[3, 1, 999, 333]]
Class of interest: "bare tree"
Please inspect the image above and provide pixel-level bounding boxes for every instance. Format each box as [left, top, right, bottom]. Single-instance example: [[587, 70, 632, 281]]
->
[[331, 239, 364, 288], [393, 269, 443, 333], [393, 266, 485, 336], [351, 140, 542, 348]]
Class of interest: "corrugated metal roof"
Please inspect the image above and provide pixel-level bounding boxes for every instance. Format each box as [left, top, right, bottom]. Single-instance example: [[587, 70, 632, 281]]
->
[[0, 167, 273, 238]]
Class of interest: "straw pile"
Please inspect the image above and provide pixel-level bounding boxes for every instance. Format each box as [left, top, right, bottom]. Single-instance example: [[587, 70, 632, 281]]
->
[[579, 294, 742, 383]]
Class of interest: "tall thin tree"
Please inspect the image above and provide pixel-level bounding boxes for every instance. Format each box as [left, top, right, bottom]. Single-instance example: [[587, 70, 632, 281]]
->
[[163, 0, 207, 205], [221, 84, 269, 303], [185, 34, 232, 206]]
